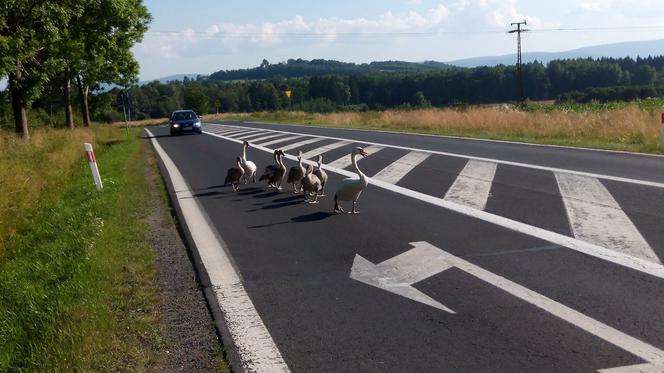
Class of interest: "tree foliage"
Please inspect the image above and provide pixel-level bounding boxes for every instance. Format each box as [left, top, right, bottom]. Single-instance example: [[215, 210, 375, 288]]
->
[[90, 55, 664, 120]]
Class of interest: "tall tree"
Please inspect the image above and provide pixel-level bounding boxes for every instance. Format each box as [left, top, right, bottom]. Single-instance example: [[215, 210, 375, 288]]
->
[[0, 1, 77, 138], [61, 0, 151, 127]]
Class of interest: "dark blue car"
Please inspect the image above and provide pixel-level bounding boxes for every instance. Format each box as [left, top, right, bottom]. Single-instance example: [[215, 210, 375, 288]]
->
[[170, 110, 202, 135]]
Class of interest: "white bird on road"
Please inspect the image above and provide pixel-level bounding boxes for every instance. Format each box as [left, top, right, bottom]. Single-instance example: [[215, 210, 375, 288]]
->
[[240, 140, 257, 184], [334, 147, 369, 214]]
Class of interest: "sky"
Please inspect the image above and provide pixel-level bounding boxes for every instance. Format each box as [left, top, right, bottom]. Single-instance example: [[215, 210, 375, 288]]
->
[[134, 0, 664, 81]]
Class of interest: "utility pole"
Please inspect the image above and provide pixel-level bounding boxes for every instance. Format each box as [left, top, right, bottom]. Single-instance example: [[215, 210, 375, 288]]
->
[[509, 20, 529, 106]]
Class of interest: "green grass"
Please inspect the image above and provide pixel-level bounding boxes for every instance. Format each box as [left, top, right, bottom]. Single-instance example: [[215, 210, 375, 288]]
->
[[0, 128, 164, 371]]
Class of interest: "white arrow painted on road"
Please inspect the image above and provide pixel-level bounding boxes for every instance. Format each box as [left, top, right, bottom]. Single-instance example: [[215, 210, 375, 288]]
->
[[351, 242, 664, 372], [350, 244, 456, 313]]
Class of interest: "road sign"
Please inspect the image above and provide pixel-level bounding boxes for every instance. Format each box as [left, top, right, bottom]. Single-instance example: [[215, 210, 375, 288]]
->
[[350, 241, 664, 371], [284, 90, 292, 98]]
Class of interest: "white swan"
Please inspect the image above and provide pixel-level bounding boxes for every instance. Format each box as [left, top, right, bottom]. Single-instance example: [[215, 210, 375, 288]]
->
[[334, 147, 369, 214], [240, 140, 257, 184]]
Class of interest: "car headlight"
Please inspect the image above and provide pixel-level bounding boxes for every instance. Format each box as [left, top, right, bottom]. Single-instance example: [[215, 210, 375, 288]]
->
[[173, 124, 180, 128], [194, 121, 201, 127]]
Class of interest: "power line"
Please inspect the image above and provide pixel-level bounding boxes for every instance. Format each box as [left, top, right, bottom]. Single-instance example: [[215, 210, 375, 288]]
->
[[509, 20, 529, 105], [144, 25, 664, 39]]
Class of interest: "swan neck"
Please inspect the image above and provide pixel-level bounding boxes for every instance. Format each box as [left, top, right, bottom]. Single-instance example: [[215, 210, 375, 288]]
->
[[351, 152, 365, 179], [242, 143, 247, 160]]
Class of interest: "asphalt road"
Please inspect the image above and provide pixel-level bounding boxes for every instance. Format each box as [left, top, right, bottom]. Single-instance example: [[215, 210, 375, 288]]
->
[[148, 122, 664, 373]]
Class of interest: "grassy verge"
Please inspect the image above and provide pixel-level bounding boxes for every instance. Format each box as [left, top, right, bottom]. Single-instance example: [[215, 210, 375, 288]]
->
[[0, 127, 164, 371], [205, 103, 663, 154]]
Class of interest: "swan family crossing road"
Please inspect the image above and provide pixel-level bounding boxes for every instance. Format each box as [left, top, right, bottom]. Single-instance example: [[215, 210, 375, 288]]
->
[[148, 122, 664, 372]]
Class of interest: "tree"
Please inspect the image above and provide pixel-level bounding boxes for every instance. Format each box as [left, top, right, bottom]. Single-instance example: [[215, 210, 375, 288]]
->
[[412, 91, 431, 108], [183, 86, 210, 114], [67, 0, 151, 127], [1, 1, 79, 138]]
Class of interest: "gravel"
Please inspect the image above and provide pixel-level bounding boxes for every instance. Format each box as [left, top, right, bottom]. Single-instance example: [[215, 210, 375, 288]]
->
[[145, 144, 228, 373]]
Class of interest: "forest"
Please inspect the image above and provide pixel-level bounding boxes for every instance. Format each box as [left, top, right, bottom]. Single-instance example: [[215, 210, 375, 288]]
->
[[100, 56, 664, 121], [4, 55, 664, 128]]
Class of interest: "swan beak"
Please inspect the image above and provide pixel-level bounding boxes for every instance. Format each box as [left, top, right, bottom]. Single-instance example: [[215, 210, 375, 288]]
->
[[360, 150, 369, 157]]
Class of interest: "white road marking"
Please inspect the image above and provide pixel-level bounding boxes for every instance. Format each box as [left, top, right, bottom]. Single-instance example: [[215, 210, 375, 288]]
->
[[350, 245, 455, 313], [257, 135, 304, 147], [301, 140, 352, 160], [209, 129, 249, 136], [373, 151, 431, 184], [326, 145, 385, 169], [599, 363, 664, 372], [204, 129, 664, 280], [278, 137, 326, 152], [204, 123, 664, 189], [240, 120, 664, 159], [244, 133, 288, 144], [225, 129, 261, 138], [236, 131, 272, 141], [353, 242, 664, 370], [444, 160, 497, 210], [556, 173, 661, 264], [146, 129, 290, 373]]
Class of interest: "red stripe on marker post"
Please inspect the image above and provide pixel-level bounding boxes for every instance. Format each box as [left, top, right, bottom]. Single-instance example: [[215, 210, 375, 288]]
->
[[84, 143, 103, 191]]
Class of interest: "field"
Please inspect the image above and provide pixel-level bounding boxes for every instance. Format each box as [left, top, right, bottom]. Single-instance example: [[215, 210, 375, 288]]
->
[[205, 101, 664, 154]]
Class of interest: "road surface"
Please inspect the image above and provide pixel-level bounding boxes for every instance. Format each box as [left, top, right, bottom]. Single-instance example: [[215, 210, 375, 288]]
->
[[146, 121, 664, 373]]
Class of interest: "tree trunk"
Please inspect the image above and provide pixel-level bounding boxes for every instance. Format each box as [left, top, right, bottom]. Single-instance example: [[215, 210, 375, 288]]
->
[[76, 74, 91, 127], [64, 67, 74, 129], [8, 69, 29, 140]]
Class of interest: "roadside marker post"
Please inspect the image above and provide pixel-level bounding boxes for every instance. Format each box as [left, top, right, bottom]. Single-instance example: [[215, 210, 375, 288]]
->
[[84, 143, 103, 191], [661, 106, 664, 150]]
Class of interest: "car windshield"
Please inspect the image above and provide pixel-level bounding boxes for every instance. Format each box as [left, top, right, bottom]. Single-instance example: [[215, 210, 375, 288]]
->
[[173, 111, 196, 121]]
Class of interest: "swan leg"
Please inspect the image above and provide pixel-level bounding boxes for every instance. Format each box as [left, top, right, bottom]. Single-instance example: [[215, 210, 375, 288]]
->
[[252, 173, 256, 183], [334, 195, 344, 214], [351, 200, 360, 214]]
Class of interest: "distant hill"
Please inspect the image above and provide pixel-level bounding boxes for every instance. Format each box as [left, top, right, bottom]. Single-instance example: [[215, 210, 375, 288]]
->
[[139, 74, 204, 85], [207, 59, 454, 81], [448, 38, 664, 67]]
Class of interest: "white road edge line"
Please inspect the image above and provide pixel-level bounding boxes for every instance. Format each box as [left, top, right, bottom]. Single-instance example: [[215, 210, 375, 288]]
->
[[204, 129, 664, 281], [205, 123, 664, 189], [414, 242, 664, 367], [146, 129, 290, 373]]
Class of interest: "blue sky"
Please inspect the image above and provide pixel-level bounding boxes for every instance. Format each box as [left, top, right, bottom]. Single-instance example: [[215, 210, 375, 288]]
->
[[134, 0, 664, 80]]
